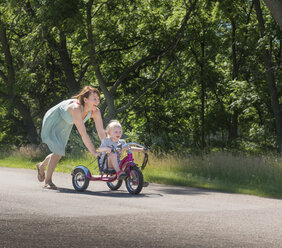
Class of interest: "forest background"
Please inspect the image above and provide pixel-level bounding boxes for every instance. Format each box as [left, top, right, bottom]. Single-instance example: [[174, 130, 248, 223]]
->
[[0, 0, 281, 156]]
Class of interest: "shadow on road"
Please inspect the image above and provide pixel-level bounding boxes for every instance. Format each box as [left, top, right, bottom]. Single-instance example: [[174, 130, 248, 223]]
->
[[56, 187, 163, 198], [150, 186, 216, 196]]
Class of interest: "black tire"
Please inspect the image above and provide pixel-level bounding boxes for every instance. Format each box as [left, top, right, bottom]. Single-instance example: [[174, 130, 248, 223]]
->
[[125, 166, 143, 194], [107, 180, 123, 190], [72, 168, 89, 192]]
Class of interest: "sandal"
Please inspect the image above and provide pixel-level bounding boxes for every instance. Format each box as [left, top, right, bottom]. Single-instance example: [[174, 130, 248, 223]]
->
[[36, 163, 45, 182], [43, 181, 57, 190]]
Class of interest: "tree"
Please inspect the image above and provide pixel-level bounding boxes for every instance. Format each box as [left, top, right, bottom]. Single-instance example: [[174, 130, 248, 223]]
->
[[0, 7, 40, 144], [254, 0, 282, 152], [0, 0, 281, 153], [263, 0, 282, 30], [86, 0, 198, 122]]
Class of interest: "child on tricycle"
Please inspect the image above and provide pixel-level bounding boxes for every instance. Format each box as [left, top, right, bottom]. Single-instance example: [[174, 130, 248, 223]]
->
[[71, 120, 148, 194]]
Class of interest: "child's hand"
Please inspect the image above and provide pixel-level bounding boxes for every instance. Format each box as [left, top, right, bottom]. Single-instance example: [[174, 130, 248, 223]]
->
[[105, 147, 112, 155]]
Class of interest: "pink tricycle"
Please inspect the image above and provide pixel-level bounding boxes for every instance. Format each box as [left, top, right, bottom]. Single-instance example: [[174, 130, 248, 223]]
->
[[71, 142, 148, 194]]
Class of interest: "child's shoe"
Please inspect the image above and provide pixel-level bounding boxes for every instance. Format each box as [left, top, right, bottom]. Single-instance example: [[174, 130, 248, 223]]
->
[[117, 171, 127, 180]]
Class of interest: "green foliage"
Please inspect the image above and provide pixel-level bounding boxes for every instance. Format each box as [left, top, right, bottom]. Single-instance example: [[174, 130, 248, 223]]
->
[[0, 0, 281, 154]]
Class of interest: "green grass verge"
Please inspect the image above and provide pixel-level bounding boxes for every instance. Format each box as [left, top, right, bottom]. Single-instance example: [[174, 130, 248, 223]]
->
[[142, 169, 281, 198], [0, 152, 281, 199], [0, 155, 94, 174]]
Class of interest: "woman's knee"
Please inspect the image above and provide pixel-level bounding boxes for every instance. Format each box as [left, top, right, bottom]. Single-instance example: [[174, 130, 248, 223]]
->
[[52, 153, 62, 161]]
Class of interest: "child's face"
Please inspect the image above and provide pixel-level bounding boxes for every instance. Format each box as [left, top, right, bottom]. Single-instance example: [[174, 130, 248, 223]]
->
[[108, 126, 123, 142]]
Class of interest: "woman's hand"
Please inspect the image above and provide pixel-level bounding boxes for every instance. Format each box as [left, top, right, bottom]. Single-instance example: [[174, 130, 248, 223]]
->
[[93, 152, 101, 157], [96, 147, 111, 154]]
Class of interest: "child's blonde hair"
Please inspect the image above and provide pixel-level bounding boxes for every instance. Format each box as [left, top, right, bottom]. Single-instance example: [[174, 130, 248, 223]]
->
[[106, 120, 122, 136]]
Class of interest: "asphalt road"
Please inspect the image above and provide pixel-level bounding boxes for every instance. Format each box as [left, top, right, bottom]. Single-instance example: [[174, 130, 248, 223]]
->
[[0, 167, 282, 248]]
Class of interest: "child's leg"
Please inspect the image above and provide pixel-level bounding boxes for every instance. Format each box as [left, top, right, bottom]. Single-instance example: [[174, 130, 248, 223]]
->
[[107, 153, 121, 172], [107, 153, 127, 179]]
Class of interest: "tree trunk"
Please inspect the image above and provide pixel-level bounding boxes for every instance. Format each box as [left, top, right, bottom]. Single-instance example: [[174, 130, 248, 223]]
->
[[45, 31, 80, 96], [254, 0, 282, 152], [200, 41, 206, 148], [86, 0, 116, 121], [15, 98, 40, 145], [0, 19, 15, 103], [263, 0, 282, 30], [231, 19, 239, 142], [25, 4, 80, 97], [58, 32, 80, 96], [0, 90, 40, 144], [0, 17, 40, 145]]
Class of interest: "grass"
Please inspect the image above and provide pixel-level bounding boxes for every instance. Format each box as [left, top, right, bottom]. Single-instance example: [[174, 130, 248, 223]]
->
[[0, 146, 281, 199], [141, 152, 282, 198]]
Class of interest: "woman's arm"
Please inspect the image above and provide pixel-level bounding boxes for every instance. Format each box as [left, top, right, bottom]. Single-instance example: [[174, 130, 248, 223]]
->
[[91, 108, 106, 141], [96, 147, 111, 153], [69, 105, 99, 157]]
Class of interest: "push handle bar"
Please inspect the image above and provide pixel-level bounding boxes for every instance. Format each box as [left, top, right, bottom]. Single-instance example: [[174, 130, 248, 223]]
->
[[111, 142, 147, 153], [121, 142, 146, 150]]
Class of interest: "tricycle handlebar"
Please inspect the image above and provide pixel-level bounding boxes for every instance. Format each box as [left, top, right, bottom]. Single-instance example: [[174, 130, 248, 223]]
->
[[111, 142, 147, 153], [121, 142, 146, 150]]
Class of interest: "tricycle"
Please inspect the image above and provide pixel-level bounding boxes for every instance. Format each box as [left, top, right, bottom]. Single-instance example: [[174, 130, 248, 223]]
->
[[71, 142, 148, 194]]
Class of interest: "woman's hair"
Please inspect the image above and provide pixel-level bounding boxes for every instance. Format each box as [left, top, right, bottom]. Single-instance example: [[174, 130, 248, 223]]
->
[[72, 86, 100, 106], [106, 120, 122, 134]]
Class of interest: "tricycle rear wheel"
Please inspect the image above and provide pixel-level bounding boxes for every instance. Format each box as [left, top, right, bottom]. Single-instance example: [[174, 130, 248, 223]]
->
[[125, 166, 143, 194], [72, 168, 89, 192]]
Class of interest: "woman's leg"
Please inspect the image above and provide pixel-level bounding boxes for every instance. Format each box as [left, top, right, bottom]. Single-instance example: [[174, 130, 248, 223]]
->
[[36, 153, 53, 181], [38, 153, 52, 169], [45, 153, 61, 186]]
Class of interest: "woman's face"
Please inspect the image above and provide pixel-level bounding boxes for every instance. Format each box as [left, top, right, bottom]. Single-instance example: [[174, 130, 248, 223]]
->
[[84, 92, 100, 109]]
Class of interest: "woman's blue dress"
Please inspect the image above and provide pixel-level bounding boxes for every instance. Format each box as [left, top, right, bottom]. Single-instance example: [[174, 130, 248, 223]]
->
[[41, 99, 91, 156]]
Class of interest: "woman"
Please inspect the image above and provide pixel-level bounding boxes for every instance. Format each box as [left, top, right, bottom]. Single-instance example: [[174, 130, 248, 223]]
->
[[36, 86, 106, 189]]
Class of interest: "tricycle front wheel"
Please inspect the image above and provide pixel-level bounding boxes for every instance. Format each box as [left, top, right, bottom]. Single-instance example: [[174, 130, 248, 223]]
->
[[125, 166, 143, 194]]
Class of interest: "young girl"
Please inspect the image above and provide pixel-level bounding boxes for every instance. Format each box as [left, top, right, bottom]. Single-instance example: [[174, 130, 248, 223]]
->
[[97, 120, 145, 180], [37, 86, 106, 189]]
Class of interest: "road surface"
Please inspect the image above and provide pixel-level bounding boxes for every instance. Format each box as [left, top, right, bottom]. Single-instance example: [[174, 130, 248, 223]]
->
[[0, 167, 282, 248]]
